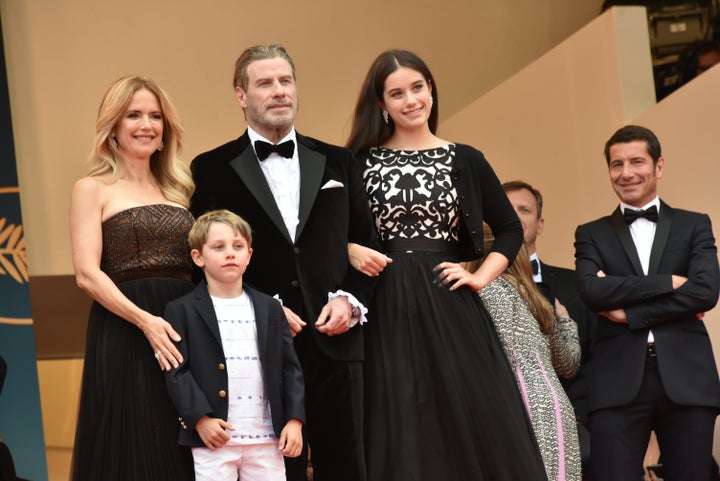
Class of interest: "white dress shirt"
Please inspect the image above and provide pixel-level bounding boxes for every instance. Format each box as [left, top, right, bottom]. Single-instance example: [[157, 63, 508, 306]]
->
[[247, 126, 367, 325], [248, 126, 300, 241], [620, 196, 660, 342]]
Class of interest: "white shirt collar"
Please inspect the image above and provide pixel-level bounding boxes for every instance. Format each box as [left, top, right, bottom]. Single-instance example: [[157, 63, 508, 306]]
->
[[529, 251, 541, 282], [620, 196, 659, 214]]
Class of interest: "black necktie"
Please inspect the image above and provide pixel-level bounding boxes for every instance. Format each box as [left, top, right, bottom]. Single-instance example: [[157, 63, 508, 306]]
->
[[254, 140, 295, 160], [623, 205, 658, 225], [531, 258, 539, 276]]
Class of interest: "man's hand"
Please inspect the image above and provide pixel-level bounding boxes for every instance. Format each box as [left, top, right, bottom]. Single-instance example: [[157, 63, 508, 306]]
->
[[315, 296, 353, 336], [595, 270, 629, 322], [283, 306, 307, 338], [598, 308, 628, 324], [672, 275, 688, 289], [195, 415, 234, 450]]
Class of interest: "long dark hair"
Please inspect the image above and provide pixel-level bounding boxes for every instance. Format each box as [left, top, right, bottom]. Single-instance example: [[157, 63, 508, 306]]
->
[[346, 50, 439, 155], [464, 224, 556, 334]]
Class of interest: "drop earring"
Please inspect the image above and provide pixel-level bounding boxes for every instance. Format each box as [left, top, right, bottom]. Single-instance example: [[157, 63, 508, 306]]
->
[[157, 141, 164, 152], [383, 111, 389, 124]]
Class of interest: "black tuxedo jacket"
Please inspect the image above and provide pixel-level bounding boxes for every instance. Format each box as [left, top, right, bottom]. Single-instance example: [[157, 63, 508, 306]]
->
[[574, 200, 720, 413], [540, 261, 595, 424], [190, 131, 377, 361], [164, 281, 305, 447]]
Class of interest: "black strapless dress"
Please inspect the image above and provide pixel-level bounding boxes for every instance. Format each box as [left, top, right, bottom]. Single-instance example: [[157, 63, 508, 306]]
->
[[71, 204, 195, 481]]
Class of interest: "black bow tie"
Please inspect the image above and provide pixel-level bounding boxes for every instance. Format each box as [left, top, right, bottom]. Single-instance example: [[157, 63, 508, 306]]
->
[[254, 140, 295, 160], [623, 205, 658, 225], [531, 258, 539, 276]]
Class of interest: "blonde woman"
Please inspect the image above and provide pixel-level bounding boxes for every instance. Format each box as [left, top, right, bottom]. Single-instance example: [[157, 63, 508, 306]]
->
[[70, 76, 195, 481]]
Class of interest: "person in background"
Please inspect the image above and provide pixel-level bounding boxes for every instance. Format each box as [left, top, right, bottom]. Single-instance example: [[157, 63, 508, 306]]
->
[[503, 180, 595, 478], [69, 76, 195, 481], [346, 49, 548, 481], [467, 224, 581, 481], [677, 40, 720, 87]]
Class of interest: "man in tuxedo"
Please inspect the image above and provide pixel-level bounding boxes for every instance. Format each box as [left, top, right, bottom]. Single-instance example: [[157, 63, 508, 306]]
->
[[504, 180, 594, 477], [574, 125, 720, 481], [189, 45, 376, 481]]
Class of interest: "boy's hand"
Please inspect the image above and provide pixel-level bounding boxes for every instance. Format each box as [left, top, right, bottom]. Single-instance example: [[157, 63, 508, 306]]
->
[[278, 418, 303, 457], [196, 415, 234, 450]]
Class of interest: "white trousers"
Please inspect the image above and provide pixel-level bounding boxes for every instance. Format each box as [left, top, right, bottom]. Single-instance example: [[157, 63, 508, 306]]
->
[[192, 443, 286, 481]]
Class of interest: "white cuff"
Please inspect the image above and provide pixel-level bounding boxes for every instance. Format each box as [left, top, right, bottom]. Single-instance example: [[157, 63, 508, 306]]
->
[[328, 290, 368, 327]]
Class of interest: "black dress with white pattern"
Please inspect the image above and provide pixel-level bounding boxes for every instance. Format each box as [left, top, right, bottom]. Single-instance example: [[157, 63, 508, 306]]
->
[[362, 145, 548, 481]]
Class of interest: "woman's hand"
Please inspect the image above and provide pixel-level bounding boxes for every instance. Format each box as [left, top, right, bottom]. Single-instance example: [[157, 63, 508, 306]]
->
[[348, 243, 392, 277], [141, 314, 183, 371], [435, 262, 487, 292], [436, 252, 510, 292]]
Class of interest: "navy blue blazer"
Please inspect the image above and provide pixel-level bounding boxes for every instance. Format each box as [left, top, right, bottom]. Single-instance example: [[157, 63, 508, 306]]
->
[[164, 281, 305, 447]]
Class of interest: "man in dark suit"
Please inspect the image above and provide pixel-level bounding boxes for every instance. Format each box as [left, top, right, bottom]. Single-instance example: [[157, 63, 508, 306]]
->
[[190, 45, 375, 481], [574, 125, 720, 481], [504, 180, 595, 477]]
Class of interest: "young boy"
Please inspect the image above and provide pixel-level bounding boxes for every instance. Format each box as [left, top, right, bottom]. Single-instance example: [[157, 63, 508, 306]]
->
[[164, 209, 304, 481]]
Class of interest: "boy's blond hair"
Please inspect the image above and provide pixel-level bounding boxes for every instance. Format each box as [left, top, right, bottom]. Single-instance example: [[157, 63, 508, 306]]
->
[[189, 209, 253, 251]]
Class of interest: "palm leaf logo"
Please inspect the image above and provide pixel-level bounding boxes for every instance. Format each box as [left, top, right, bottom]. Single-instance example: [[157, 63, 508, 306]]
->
[[0, 218, 28, 284]]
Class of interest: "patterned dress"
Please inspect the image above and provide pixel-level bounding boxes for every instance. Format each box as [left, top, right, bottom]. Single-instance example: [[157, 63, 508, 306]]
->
[[480, 276, 582, 481], [361, 145, 549, 481], [72, 204, 196, 481]]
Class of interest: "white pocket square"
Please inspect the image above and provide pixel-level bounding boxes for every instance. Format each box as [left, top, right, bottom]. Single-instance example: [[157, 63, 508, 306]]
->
[[321, 180, 344, 189]]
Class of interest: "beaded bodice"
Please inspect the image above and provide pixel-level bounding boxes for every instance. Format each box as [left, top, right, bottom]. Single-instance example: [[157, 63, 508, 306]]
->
[[101, 204, 193, 283]]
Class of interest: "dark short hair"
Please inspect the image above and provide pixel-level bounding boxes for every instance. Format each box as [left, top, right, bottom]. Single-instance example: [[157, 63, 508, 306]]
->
[[603, 125, 662, 165], [502, 180, 543, 218]]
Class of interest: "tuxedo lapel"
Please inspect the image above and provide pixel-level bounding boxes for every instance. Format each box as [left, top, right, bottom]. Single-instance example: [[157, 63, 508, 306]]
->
[[648, 200, 672, 275], [296, 137, 326, 241], [610, 207, 645, 275], [193, 281, 222, 346], [229, 143, 293, 244]]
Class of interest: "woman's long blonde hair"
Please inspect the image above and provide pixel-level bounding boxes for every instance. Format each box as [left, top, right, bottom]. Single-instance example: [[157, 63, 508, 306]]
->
[[88, 75, 194, 207], [466, 224, 556, 334]]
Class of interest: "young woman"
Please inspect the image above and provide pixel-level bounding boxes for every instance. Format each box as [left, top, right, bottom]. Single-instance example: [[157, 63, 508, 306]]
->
[[346, 50, 548, 481]]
